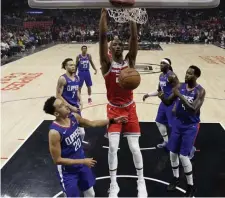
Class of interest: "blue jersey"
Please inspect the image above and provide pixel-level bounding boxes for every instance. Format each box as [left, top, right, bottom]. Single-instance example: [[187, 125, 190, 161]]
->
[[175, 83, 202, 124], [159, 70, 173, 98], [62, 74, 80, 107], [49, 114, 85, 172], [78, 54, 90, 71]]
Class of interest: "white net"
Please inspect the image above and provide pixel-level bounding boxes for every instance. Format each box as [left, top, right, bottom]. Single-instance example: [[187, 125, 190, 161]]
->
[[107, 8, 148, 25]]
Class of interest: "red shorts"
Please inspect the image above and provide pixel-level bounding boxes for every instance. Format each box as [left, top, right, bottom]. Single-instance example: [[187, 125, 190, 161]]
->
[[107, 102, 140, 136]]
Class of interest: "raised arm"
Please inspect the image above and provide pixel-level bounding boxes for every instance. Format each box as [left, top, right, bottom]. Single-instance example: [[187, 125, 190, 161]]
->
[[74, 113, 128, 128], [56, 76, 78, 112], [99, 8, 111, 75], [125, 22, 138, 68], [49, 129, 96, 167]]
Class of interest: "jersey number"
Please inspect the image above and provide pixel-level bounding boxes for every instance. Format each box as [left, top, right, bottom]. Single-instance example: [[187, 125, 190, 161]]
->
[[83, 63, 88, 68], [74, 138, 81, 152], [182, 104, 186, 110], [72, 91, 76, 98]]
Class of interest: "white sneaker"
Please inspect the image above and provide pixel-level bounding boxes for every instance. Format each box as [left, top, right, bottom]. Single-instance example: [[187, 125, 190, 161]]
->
[[137, 179, 148, 198], [108, 182, 120, 198]]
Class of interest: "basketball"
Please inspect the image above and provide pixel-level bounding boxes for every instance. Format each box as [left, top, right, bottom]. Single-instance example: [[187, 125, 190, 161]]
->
[[118, 68, 141, 90]]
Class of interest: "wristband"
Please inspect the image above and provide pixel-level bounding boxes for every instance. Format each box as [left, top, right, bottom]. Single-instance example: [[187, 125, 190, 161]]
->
[[109, 118, 116, 124]]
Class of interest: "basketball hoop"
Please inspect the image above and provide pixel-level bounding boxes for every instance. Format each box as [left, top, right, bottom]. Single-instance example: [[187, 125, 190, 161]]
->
[[107, 7, 148, 24]]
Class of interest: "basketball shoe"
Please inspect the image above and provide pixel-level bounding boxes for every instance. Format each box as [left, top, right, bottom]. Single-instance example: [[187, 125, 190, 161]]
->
[[137, 179, 148, 197], [108, 182, 120, 197]]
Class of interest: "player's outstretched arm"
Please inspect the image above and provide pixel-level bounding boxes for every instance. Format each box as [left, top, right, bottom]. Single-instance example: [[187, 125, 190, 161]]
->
[[49, 129, 97, 167], [74, 113, 128, 128], [143, 83, 161, 101], [175, 87, 206, 113], [99, 8, 111, 75], [56, 76, 78, 113], [126, 21, 138, 68]]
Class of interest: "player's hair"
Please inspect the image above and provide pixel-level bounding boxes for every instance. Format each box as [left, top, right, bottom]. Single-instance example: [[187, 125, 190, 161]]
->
[[81, 45, 87, 50], [43, 96, 56, 115], [164, 58, 173, 71], [62, 58, 73, 69], [189, 65, 201, 78]]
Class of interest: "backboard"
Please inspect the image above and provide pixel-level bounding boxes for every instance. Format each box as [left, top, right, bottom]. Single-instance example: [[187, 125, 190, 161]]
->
[[28, 0, 220, 9]]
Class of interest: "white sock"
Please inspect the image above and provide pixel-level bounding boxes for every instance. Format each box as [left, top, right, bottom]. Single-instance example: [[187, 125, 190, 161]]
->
[[170, 152, 179, 178], [83, 187, 95, 197], [156, 122, 168, 142], [79, 127, 85, 141], [108, 133, 120, 184], [127, 136, 144, 181], [180, 154, 193, 185], [88, 94, 91, 99]]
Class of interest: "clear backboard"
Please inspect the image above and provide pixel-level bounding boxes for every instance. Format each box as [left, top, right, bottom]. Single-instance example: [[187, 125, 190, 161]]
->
[[28, 0, 220, 9]]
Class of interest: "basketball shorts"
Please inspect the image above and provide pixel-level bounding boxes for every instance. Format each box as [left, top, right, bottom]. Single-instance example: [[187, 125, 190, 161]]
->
[[78, 71, 92, 87], [57, 165, 95, 197], [107, 102, 140, 136], [167, 118, 200, 156], [155, 102, 174, 127]]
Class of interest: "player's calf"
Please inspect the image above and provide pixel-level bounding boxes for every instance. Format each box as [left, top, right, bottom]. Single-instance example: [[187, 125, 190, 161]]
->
[[127, 136, 148, 197], [107, 133, 120, 197], [167, 152, 180, 191], [180, 154, 196, 197]]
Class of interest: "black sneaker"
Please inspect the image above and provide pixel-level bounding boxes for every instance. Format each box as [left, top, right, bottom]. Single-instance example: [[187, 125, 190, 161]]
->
[[185, 184, 196, 197], [167, 177, 179, 191]]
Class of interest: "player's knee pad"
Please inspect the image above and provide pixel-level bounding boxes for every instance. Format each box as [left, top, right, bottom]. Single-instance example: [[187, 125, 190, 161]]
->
[[83, 187, 95, 197], [127, 136, 141, 154], [108, 133, 120, 153]]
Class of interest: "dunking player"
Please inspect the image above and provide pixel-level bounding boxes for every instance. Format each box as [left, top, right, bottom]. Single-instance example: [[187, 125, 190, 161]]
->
[[158, 65, 205, 197], [56, 58, 85, 141], [75, 45, 97, 104], [143, 58, 178, 148], [99, 8, 148, 197], [43, 96, 127, 197]]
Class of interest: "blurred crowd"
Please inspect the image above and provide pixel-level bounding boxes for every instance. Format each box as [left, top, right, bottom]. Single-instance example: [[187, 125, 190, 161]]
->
[[1, 0, 225, 63]]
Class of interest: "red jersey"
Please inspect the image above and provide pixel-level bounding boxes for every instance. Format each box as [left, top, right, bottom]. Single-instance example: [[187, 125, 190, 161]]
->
[[104, 60, 133, 105]]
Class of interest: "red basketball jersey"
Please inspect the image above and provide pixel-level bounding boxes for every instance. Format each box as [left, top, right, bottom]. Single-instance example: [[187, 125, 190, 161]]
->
[[104, 60, 133, 105]]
